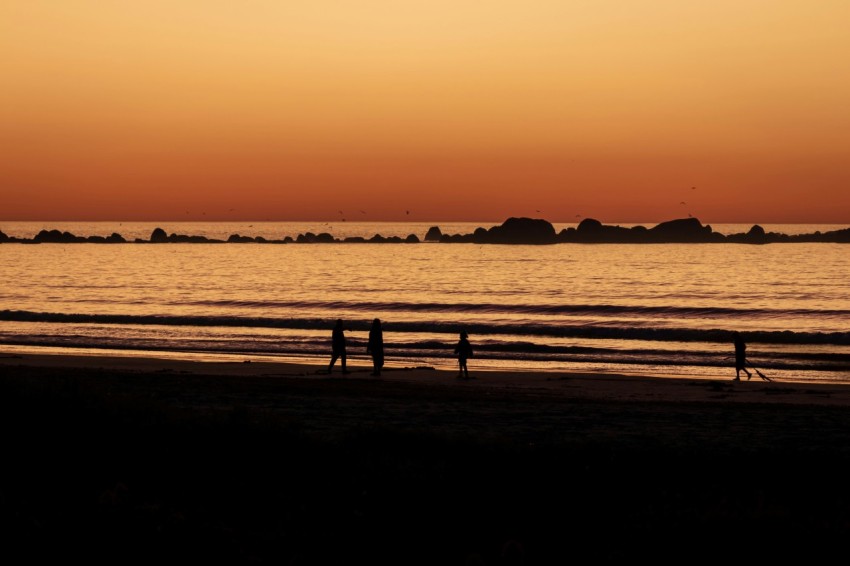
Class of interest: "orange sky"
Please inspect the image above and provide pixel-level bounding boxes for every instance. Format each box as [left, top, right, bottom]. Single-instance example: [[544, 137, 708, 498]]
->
[[2, 1, 849, 223]]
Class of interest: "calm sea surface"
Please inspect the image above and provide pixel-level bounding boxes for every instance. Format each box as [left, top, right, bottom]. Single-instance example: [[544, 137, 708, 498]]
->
[[2, 221, 849, 384]]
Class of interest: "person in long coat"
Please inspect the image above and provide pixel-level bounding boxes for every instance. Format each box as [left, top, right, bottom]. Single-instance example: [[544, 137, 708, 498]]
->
[[366, 318, 384, 376]]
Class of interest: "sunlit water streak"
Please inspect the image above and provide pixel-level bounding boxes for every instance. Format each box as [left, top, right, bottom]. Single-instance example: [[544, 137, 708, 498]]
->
[[2, 222, 849, 384]]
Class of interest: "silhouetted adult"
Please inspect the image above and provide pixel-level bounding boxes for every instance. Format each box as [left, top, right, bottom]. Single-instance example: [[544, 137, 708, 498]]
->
[[366, 318, 384, 376], [733, 331, 752, 381], [454, 330, 474, 379], [328, 319, 349, 374]]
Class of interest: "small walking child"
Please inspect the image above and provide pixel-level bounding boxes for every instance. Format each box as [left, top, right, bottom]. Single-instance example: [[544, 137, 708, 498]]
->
[[454, 330, 474, 379]]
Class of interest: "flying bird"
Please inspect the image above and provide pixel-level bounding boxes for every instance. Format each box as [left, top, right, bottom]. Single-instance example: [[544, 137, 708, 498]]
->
[[680, 201, 686, 205], [406, 210, 410, 215], [360, 210, 366, 214], [691, 186, 697, 190]]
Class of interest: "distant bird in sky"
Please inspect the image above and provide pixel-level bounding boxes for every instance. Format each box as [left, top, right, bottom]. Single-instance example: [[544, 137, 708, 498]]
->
[[406, 210, 410, 215], [680, 201, 686, 205], [691, 186, 697, 190], [338, 210, 343, 215], [360, 210, 366, 214]]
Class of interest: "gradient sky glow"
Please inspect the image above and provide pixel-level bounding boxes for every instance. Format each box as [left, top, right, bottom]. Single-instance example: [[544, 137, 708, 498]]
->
[[2, 1, 849, 223]]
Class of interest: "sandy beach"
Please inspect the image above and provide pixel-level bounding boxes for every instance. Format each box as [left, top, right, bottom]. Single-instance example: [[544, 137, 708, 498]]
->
[[3, 352, 850, 564]]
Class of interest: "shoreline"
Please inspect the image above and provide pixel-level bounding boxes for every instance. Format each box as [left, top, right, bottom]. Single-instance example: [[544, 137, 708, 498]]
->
[[4, 349, 850, 407], [4, 350, 850, 563]]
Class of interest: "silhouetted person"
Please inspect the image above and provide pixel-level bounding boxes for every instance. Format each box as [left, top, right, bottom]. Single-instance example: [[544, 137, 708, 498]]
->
[[454, 330, 473, 379], [366, 318, 384, 376], [328, 319, 349, 374], [733, 331, 751, 381]]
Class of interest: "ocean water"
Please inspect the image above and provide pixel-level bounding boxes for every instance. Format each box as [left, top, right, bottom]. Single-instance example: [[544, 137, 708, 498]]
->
[[2, 221, 849, 384]]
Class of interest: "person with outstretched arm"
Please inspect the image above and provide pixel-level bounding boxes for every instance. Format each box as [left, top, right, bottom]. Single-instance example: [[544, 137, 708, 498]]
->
[[733, 331, 752, 381]]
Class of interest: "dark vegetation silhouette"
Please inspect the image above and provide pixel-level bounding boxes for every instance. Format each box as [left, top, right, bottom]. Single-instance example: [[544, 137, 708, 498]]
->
[[366, 318, 384, 376], [3, 217, 850, 245]]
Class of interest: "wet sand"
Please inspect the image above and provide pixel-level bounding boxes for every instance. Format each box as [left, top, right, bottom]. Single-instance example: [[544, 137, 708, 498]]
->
[[2, 352, 850, 564]]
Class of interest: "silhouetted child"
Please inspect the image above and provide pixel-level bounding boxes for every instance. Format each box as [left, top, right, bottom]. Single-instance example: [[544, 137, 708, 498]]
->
[[733, 331, 751, 381], [328, 319, 349, 374], [454, 330, 473, 379], [366, 318, 384, 376]]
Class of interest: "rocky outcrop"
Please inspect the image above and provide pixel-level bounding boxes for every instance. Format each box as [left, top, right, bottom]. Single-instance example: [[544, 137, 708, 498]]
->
[[482, 217, 557, 244], [559, 218, 636, 243], [150, 228, 168, 243], [34, 229, 84, 243], [424, 226, 443, 241], [4, 218, 850, 245], [646, 217, 718, 243]]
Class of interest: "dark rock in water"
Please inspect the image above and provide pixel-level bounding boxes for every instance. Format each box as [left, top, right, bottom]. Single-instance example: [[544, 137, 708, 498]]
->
[[343, 236, 366, 243], [296, 232, 316, 243], [369, 234, 386, 243], [0, 230, 8, 243], [150, 228, 168, 243], [87, 236, 106, 243], [405, 234, 420, 243], [556, 227, 576, 242], [577, 218, 604, 234], [315, 232, 335, 243], [819, 227, 850, 243], [440, 233, 475, 243], [471, 227, 489, 243], [482, 217, 557, 244], [228, 234, 255, 243], [34, 229, 82, 243], [283, 236, 294, 243], [255, 236, 267, 243], [569, 219, 635, 243], [647, 218, 715, 243], [742, 225, 767, 244], [106, 233, 126, 243], [424, 226, 443, 241]]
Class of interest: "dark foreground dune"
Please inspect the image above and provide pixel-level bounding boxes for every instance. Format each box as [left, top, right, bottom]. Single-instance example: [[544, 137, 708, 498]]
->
[[2, 353, 850, 564]]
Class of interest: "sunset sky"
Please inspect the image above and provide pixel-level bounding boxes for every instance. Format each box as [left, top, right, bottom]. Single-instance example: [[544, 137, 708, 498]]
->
[[2, 1, 849, 223]]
